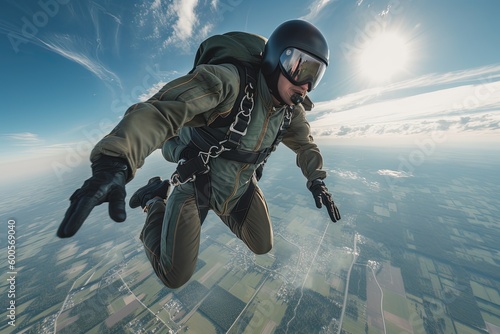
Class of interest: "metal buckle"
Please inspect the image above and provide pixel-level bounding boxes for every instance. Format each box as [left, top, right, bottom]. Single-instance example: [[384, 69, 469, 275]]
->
[[170, 172, 196, 187], [198, 144, 228, 165], [280, 108, 293, 131], [170, 159, 196, 186], [229, 120, 248, 136]]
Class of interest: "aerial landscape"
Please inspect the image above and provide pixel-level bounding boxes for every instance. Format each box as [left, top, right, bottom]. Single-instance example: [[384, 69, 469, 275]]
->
[[1, 143, 499, 333]]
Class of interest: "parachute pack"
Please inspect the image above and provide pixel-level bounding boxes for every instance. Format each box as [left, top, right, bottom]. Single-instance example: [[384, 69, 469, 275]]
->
[[190, 32, 266, 129]]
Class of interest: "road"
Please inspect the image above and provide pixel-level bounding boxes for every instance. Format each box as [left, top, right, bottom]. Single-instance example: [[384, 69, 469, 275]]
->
[[368, 265, 387, 334], [337, 233, 358, 334], [285, 221, 331, 334]]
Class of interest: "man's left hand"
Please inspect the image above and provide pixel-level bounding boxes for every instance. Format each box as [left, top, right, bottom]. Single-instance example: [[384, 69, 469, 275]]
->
[[309, 179, 341, 222]]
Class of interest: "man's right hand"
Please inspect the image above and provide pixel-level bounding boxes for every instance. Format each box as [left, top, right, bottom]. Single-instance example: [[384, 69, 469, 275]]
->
[[309, 179, 341, 223], [57, 156, 129, 238]]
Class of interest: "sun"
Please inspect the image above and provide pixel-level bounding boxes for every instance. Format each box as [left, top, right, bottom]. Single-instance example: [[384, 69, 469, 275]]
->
[[358, 32, 409, 82]]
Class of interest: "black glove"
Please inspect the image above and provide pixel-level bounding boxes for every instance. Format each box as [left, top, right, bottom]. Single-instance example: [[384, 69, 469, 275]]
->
[[309, 179, 341, 222], [57, 156, 129, 238]]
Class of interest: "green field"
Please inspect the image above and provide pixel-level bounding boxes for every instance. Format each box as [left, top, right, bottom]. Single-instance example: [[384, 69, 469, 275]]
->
[[471, 281, 500, 304], [383, 289, 410, 319]]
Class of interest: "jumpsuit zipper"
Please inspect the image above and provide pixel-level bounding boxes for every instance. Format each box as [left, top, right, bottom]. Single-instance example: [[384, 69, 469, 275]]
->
[[220, 107, 279, 214]]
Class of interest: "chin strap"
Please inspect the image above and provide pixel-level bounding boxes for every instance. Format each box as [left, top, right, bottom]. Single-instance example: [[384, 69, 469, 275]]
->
[[265, 66, 286, 105]]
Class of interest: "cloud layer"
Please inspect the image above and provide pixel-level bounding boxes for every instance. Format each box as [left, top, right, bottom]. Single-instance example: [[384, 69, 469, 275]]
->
[[1, 0, 220, 90], [310, 64, 500, 139], [135, 0, 225, 52], [3, 132, 44, 146]]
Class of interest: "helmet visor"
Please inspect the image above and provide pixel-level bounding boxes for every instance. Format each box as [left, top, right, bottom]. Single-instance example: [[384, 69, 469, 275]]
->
[[279, 48, 327, 91]]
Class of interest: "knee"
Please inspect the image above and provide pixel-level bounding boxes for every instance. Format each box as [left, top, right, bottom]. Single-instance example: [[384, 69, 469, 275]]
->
[[251, 242, 272, 255], [157, 272, 190, 289], [154, 262, 193, 289]]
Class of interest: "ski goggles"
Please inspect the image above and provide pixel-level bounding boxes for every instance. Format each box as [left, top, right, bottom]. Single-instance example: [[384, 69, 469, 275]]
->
[[279, 47, 327, 91]]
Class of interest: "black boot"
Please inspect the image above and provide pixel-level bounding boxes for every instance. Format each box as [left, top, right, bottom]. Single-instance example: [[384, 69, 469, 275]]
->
[[129, 177, 170, 210]]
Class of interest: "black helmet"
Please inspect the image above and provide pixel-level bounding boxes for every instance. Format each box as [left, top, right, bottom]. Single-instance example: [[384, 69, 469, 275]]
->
[[263, 19, 329, 91]]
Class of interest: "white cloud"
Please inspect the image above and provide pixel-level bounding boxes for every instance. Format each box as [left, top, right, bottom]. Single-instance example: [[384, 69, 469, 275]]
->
[[138, 82, 167, 102], [164, 0, 200, 48], [310, 64, 500, 139], [0, 138, 94, 186], [4, 132, 44, 146], [151, 0, 162, 10], [199, 23, 215, 40], [35, 34, 122, 88], [136, 0, 215, 52], [377, 169, 412, 178], [136, 69, 182, 102], [332, 168, 380, 190], [301, 0, 336, 21], [0, 1, 123, 89], [313, 64, 500, 115]]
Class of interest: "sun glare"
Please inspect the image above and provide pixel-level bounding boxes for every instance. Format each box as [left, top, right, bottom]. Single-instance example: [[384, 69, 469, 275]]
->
[[359, 32, 409, 82]]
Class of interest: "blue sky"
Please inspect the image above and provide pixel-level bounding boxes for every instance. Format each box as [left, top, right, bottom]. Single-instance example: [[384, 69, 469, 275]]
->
[[1, 0, 500, 184]]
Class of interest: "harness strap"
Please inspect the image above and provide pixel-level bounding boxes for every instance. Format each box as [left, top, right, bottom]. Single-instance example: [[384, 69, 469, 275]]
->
[[194, 172, 210, 223], [223, 65, 256, 149], [221, 148, 271, 164], [170, 65, 256, 187], [172, 104, 293, 185], [272, 106, 293, 148], [229, 177, 256, 223], [172, 156, 208, 184], [170, 64, 293, 217], [191, 127, 271, 164]]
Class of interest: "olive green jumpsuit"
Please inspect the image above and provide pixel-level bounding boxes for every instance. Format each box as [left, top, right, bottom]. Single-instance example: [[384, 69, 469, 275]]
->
[[90, 62, 327, 288]]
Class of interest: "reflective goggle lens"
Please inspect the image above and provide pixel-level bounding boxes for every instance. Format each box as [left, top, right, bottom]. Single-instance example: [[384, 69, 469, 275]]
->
[[279, 48, 326, 91]]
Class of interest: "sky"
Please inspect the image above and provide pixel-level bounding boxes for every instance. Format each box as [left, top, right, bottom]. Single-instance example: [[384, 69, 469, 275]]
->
[[1, 0, 500, 185]]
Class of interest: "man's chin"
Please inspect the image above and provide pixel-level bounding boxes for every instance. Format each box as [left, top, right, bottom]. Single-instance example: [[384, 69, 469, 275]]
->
[[282, 93, 295, 106]]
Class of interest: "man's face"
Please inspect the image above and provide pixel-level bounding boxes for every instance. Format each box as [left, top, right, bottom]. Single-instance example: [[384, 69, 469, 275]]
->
[[276, 73, 309, 106]]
